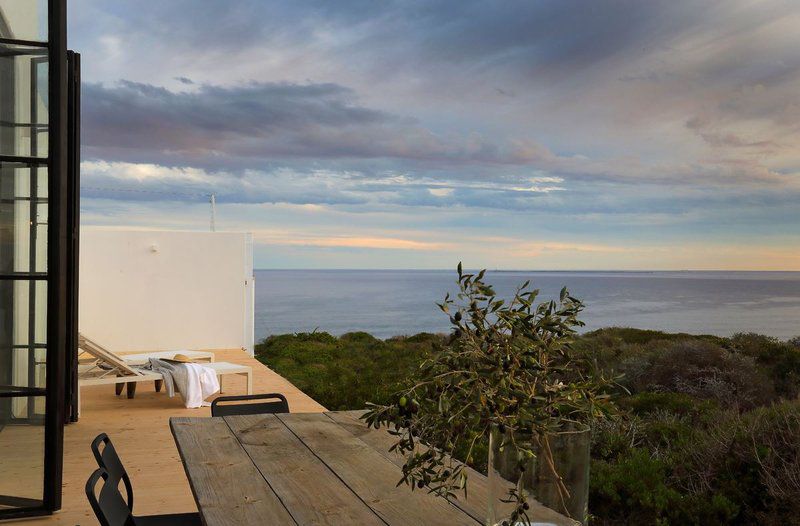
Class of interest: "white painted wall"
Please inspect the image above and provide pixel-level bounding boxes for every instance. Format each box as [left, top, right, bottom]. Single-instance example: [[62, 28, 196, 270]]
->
[[79, 229, 255, 355]]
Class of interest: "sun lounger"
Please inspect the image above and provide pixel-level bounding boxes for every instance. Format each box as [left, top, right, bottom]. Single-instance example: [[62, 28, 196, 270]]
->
[[118, 350, 215, 365], [77, 334, 215, 366], [204, 361, 253, 395], [77, 334, 253, 415], [77, 363, 252, 396]]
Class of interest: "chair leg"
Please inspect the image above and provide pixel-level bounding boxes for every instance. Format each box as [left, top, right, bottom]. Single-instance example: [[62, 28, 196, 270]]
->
[[115, 383, 124, 396], [154, 379, 163, 392], [126, 382, 137, 399]]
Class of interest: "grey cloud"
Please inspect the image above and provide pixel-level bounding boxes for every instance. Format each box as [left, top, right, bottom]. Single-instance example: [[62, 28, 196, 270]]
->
[[71, 0, 800, 245], [82, 80, 564, 170], [82, 79, 794, 192], [83, 80, 391, 162]]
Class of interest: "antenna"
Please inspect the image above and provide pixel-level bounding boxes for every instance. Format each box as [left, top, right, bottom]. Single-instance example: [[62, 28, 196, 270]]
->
[[210, 193, 217, 232]]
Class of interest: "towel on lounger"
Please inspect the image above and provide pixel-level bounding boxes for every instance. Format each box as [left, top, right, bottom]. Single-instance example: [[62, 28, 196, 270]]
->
[[146, 358, 220, 408]]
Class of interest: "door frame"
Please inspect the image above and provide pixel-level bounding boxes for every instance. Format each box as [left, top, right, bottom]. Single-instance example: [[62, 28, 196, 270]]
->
[[0, 0, 71, 520]]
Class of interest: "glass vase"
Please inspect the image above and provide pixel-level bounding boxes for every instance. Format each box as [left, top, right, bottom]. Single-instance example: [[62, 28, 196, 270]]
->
[[487, 427, 590, 525]]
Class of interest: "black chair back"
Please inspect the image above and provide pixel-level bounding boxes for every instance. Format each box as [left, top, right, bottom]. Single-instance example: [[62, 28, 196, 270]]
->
[[211, 393, 289, 417], [86, 468, 133, 526], [91, 433, 134, 511]]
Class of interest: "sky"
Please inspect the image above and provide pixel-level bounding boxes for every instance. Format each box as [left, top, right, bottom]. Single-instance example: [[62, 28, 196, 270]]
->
[[70, 0, 800, 270]]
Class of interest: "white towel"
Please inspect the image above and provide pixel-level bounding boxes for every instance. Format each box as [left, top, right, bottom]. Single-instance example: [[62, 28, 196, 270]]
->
[[182, 363, 220, 408], [146, 358, 220, 409]]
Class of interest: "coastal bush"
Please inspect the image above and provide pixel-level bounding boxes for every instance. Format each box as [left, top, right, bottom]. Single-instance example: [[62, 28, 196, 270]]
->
[[624, 339, 773, 408], [729, 332, 800, 399], [582, 327, 720, 346], [256, 327, 800, 524], [618, 392, 715, 418], [255, 331, 442, 410], [674, 401, 800, 524], [590, 448, 740, 525]]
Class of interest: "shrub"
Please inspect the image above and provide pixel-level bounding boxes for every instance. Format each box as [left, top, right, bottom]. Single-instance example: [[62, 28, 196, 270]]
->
[[674, 401, 800, 525], [591, 416, 642, 461], [730, 333, 800, 399], [619, 392, 716, 418], [256, 326, 800, 524], [255, 331, 440, 410], [590, 448, 740, 525], [339, 331, 381, 344], [607, 393, 717, 457], [624, 339, 774, 408]]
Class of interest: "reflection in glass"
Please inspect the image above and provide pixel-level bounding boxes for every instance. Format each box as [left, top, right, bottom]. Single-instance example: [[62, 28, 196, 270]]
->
[[0, 396, 45, 508], [0, 164, 48, 273], [0, 280, 47, 388], [0, 0, 48, 42], [0, 0, 51, 516], [0, 44, 49, 158]]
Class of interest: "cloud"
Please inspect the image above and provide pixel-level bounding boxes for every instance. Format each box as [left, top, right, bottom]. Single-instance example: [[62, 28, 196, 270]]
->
[[80, 160, 567, 210], [81, 160, 369, 206], [70, 0, 800, 269], [83, 80, 575, 171], [83, 80, 386, 159], [252, 231, 449, 251], [82, 79, 797, 193]]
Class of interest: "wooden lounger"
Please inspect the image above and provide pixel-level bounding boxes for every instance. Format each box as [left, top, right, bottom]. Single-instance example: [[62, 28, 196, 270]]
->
[[78, 363, 253, 397], [77, 334, 253, 414]]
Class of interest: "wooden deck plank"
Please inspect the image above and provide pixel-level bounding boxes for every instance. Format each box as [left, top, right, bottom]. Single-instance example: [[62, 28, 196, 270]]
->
[[277, 412, 480, 526], [325, 411, 577, 526], [18, 348, 325, 525], [224, 414, 386, 526], [170, 417, 296, 526], [14, 349, 569, 526]]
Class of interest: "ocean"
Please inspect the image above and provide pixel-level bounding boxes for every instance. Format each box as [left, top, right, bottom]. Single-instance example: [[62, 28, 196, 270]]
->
[[254, 270, 800, 342]]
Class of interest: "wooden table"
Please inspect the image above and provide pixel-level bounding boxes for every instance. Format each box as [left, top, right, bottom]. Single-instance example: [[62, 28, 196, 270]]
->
[[170, 411, 574, 526]]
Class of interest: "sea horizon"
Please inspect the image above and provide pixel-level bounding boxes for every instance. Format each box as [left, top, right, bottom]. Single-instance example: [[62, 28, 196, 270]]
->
[[254, 269, 800, 341], [256, 268, 800, 272]]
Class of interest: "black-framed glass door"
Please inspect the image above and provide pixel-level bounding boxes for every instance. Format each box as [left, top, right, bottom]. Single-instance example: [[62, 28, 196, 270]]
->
[[0, 0, 74, 519]]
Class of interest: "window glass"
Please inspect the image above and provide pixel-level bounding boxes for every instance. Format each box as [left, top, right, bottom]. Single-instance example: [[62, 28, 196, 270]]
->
[[0, 44, 49, 158], [0, 396, 45, 504], [0, 0, 51, 516], [0, 280, 46, 393], [0, 164, 48, 273], [0, 0, 48, 42]]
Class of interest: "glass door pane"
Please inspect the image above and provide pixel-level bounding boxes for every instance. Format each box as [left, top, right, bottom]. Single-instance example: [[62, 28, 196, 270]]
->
[[0, 397, 45, 510], [0, 0, 52, 517], [0, 0, 48, 42]]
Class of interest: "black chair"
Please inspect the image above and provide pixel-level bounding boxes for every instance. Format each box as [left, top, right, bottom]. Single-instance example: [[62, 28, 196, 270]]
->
[[86, 468, 201, 526], [210, 393, 289, 417], [91, 433, 134, 511]]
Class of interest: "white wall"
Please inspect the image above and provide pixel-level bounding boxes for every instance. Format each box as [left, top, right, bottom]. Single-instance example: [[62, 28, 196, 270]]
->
[[79, 229, 255, 355]]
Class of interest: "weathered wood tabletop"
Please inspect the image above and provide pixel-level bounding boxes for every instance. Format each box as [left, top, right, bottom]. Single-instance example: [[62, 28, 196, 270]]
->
[[170, 411, 574, 526]]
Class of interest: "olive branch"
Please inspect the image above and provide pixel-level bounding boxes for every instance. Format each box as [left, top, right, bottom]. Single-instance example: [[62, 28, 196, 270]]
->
[[363, 264, 616, 524]]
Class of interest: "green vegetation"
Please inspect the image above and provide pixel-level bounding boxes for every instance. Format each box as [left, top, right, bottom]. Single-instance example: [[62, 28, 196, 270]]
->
[[256, 328, 800, 525], [362, 268, 613, 524], [256, 330, 440, 410]]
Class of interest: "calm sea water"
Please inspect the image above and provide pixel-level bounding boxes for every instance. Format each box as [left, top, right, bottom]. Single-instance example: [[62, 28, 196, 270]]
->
[[254, 270, 800, 341]]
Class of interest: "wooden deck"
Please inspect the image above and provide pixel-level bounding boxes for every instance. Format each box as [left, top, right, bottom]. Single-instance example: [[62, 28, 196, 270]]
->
[[21, 349, 325, 525]]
